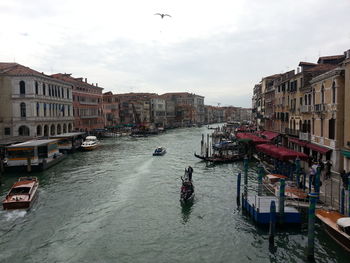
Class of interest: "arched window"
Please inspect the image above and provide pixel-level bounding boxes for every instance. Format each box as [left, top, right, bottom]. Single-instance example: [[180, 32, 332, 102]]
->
[[67, 88, 70, 99], [19, 81, 25, 94], [63, 123, 67, 133], [43, 83, 46, 95], [44, 125, 49, 136], [37, 125, 42, 136], [304, 95, 307, 105], [321, 85, 325, 104], [68, 105, 71, 116], [36, 102, 40, 116], [332, 82, 336, 104], [68, 123, 73, 132], [308, 94, 311, 105], [61, 87, 64, 98], [18, 125, 30, 136], [35, 81, 39, 94], [20, 102, 26, 117], [49, 85, 51, 96], [50, 124, 55, 136]]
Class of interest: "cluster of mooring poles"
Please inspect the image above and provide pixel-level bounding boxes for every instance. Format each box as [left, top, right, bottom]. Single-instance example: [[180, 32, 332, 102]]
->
[[236, 156, 334, 261]]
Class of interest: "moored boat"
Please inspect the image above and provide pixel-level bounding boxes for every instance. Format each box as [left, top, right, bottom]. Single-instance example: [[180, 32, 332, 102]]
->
[[316, 209, 350, 252], [81, 136, 100, 151], [2, 177, 39, 210], [153, 147, 166, 156]]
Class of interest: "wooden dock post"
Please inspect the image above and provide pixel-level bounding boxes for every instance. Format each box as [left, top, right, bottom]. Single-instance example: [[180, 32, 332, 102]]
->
[[295, 157, 300, 188], [269, 200, 276, 245], [307, 192, 318, 261], [340, 188, 345, 215], [348, 175, 350, 216], [27, 157, 32, 173], [258, 165, 263, 196], [308, 174, 312, 193], [201, 134, 204, 156], [278, 179, 285, 223], [315, 166, 321, 198], [237, 172, 241, 207], [244, 157, 248, 198]]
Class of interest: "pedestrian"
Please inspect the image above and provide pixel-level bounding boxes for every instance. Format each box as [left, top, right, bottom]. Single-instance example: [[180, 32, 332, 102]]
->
[[325, 160, 332, 179]]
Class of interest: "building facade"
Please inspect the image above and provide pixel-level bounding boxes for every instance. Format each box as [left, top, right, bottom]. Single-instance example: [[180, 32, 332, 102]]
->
[[0, 63, 74, 139]]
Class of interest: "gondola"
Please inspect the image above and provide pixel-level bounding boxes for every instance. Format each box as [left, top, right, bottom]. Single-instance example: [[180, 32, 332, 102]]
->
[[180, 172, 194, 203]]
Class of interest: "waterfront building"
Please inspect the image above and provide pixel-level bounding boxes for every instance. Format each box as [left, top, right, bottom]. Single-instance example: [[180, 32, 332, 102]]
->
[[51, 74, 104, 132], [252, 84, 262, 129], [161, 92, 205, 126], [309, 66, 345, 171], [150, 96, 166, 128], [342, 50, 350, 171], [0, 63, 74, 139], [102, 91, 120, 128]]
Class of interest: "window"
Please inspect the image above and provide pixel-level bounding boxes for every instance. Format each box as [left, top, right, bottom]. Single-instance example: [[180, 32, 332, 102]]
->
[[20, 102, 26, 117], [19, 81, 25, 94], [49, 86, 51, 96], [332, 82, 336, 104], [36, 102, 40, 116], [321, 118, 324, 137], [329, 118, 335, 140], [44, 103, 47, 117], [304, 95, 307, 105], [308, 94, 311, 105], [35, 81, 39, 94], [67, 88, 70, 99], [321, 85, 325, 104], [43, 83, 46, 95], [300, 97, 303, 106], [4, 127, 11, 135], [61, 88, 64, 98], [312, 118, 315, 134]]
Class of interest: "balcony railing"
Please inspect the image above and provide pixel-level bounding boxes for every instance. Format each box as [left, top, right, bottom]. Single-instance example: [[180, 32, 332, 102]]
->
[[299, 132, 311, 141], [300, 105, 312, 113], [314, 104, 326, 112], [285, 128, 300, 137]]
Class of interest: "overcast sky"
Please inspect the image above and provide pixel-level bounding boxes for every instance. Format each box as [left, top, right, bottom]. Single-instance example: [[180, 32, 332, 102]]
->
[[1, 0, 350, 107]]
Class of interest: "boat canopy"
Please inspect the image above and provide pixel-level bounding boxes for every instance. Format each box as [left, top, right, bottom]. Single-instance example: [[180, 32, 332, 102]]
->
[[337, 217, 350, 228], [85, 136, 97, 140], [258, 131, 280, 140], [256, 143, 309, 161]]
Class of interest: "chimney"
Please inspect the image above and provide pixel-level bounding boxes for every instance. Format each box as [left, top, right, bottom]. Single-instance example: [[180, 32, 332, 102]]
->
[[297, 67, 300, 73], [85, 78, 87, 83], [96, 83, 98, 87]]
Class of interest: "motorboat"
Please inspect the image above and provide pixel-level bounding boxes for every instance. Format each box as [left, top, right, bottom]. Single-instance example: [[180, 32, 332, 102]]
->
[[153, 147, 166, 156], [316, 209, 350, 252], [2, 177, 39, 210], [81, 136, 100, 151], [180, 171, 194, 203]]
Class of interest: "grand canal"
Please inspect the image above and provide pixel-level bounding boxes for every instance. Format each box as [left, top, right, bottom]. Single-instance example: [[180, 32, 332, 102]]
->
[[0, 126, 348, 262]]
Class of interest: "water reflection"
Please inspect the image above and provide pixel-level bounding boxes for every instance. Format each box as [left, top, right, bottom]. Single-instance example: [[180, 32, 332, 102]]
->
[[181, 201, 194, 224]]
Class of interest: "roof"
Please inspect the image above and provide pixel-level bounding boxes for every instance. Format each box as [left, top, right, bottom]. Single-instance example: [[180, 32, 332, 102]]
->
[[317, 55, 345, 64], [236, 133, 270, 144], [0, 63, 46, 77], [299, 62, 317, 67], [7, 139, 58, 148], [306, 142, 331, 154], [51, 73, 103, 90], [259, 131, 279, 140], [50, 132, 85, 138], [304, 64, 337, 73]]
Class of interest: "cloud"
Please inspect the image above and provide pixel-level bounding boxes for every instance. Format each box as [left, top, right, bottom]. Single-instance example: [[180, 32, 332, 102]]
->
[[1, 0, 350, 108]]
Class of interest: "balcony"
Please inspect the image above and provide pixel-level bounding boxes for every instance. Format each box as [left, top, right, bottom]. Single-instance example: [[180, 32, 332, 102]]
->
[[285, 128, 300, 137], [314, 104, 326, 112], [300, 105, 312, 113], [299, 132, 311, 141]]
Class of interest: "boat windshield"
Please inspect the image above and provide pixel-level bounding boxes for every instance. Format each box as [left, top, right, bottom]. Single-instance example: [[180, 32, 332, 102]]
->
[[10, 187, 31, 195]]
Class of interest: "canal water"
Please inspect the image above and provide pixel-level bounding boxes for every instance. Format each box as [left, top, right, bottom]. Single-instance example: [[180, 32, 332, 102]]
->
[[0, 126, 348, 262]]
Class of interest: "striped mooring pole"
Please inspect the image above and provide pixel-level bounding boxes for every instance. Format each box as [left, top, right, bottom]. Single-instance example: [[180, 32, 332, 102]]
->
[[258, 165, 264, 196], [244, 157, 248, 198], [269, 200, 276, 245]]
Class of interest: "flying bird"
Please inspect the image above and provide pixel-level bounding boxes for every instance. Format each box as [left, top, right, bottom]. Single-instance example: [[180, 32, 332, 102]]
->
[[154, 13, 171, 19]]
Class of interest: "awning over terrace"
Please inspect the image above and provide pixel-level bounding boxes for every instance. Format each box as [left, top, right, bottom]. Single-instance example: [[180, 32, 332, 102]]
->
[[288, 137, 308, 147], [259, 131, 280, 140], [236, 133, 270, 144], [306, 143, 331, 155], [256, 144, 309, 161]]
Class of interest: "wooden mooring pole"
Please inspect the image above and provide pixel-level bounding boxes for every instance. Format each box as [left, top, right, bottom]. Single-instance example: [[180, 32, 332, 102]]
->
[[237, 172, 241, 207], [307, 193, 318, 261], [340, 188, 345, 215], [279, 179, 285, 224], [27, 157, 32, 173], [244, 157, 248, 198], [269, 200, 276, 245], [258, 165, 263, 196]]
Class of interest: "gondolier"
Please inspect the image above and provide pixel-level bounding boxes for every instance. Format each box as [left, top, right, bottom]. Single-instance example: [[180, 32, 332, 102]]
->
[[188, 166, 193, 181]]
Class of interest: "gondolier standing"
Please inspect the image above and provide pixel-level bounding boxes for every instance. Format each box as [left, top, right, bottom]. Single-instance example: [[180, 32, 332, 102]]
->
[[188, 166, 193, 181]]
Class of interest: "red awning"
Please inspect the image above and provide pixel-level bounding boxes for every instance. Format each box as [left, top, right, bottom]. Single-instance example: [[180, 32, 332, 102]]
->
[[236, 133, 270, 144], [260, 131, 280, 140], [306, 143, 331, 154], [288, 137, 308, 147], [256, 143, 309, 161]]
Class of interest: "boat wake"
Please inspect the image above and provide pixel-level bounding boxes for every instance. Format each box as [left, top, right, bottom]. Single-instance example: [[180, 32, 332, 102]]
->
[[3, 210, 27, 221]]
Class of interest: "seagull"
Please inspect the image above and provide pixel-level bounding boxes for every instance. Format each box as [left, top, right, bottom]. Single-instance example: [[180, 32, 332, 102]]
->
[[154, 13, 171, 19]]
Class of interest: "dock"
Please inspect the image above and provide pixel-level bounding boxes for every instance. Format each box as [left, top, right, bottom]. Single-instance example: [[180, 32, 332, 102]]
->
[[242, 195, 301, 224]]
